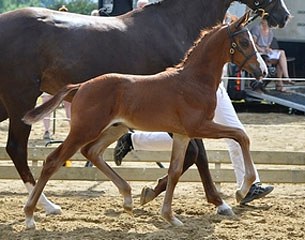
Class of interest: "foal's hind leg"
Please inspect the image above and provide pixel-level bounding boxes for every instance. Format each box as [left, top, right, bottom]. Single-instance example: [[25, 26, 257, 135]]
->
[[81, 125, 133, 212], [24, 142, 81, 229]]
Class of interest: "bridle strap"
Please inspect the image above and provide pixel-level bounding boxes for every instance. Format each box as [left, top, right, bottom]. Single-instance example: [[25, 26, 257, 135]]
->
[[227, 26, 258, 71]]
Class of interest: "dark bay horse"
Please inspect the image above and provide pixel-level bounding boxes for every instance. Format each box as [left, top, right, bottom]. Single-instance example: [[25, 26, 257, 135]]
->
[[0, 0, 290, 214], [23, 12, 267, 228]]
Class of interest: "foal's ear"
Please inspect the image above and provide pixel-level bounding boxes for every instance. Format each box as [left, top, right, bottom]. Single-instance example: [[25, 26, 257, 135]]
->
[[234, 11, 251, 29]]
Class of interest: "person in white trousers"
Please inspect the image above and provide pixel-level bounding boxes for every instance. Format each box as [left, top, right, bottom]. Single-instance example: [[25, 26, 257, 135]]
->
[[114, 66, 273, 205]]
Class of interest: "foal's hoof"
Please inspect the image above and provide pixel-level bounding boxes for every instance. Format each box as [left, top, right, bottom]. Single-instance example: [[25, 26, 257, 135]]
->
[[25, 217, 36, 230], [45, 205, 62, 215], [217, 207, 235, 216], [123, 197, 133, 214], [216, 202, 235, 216], [235, 190, 244, 203], [123, 203, 133, 214], [162, 215, 184, 227], [140, 186, 155, 206]]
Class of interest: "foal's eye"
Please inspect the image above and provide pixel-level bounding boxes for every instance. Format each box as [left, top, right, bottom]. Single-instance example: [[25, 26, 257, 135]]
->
[[240, 40, 250, 48]]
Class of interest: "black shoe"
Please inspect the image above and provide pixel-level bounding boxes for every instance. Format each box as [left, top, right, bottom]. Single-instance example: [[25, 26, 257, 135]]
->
[[113, 133, 133, 166], [85, 161, 93, 167], [240, 183, 274, 205], [43, 131, 51, 140], [250, 80, 266, 92]]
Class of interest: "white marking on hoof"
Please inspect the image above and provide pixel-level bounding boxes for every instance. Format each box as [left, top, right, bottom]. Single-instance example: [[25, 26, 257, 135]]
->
[[216, 201, 235, 216], [44, 204, 62, 215], [38, 193, 62, 215], [165, 217, 183, 227], [25, 216, 36, 230], [123, 196, 133, 214], [170, 216, 184, 226], [25, 183, 62, 215], [161, 213, 184, 226]]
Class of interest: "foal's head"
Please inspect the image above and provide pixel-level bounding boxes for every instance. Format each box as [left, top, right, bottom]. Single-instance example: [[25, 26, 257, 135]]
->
[[226, 12, 267, 80]]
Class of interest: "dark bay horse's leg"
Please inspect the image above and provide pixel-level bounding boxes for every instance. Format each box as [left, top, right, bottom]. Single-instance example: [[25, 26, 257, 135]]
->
[[193, 139, 224, 205], [4, 94, 38, 184], [4, 93, 61, 214], [0, 101, 8, 122], [193, 121, 256, 202], [6, 116, 35, 183], [140, 139, 199, 204], [140, 138, 233, 215], [193, 139, 233, 215]]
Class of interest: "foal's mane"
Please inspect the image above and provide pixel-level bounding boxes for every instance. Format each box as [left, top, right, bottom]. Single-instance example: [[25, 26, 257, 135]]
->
[[174, 23, 225, 69]]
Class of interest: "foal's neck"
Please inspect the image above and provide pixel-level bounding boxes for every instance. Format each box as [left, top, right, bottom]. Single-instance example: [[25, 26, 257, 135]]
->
[[181, 27, 230, 91]]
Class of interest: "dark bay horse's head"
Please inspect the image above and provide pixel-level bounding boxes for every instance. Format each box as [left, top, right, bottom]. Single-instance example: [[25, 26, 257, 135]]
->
[[242, 0, 290, 28], [227, 11, 267, 80]]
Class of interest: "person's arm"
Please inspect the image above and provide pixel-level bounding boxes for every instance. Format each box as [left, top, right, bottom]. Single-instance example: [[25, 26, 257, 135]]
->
[[252, 35, 268, 54]]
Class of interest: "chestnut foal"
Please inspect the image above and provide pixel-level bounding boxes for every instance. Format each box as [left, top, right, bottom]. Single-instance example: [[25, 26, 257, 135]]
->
[[23, 12, 267, 228]]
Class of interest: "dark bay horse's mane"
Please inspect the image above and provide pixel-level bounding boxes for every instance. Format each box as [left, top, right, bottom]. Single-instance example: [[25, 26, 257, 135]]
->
[[173, 23, 225, 69]]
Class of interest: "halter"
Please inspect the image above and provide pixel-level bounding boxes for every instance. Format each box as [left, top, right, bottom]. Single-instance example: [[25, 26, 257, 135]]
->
[[241, 0, 277, 25], [227, 26, 258, 71]]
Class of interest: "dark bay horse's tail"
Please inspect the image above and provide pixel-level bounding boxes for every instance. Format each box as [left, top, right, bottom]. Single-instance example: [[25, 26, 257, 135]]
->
[[22, 84, 81, 125]]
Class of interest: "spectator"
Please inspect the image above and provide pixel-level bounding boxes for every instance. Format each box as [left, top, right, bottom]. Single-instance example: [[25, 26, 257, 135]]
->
[[41, 93, 71, 141], [250, 18, 294, 92]]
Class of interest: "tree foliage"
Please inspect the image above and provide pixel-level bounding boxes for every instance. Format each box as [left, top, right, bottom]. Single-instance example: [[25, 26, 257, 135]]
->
[[0, 0, 98, 15]]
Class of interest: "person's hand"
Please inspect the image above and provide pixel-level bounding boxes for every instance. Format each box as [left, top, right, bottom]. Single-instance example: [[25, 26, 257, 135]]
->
[[258, 46, 268, 54], [265, 47, 272, 54]]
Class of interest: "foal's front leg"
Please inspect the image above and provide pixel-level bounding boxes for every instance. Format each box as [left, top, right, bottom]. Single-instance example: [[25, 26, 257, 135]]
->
[[140, 139, 199, 205], [161, 134, 190, 226], [194, 121, 256, 202]]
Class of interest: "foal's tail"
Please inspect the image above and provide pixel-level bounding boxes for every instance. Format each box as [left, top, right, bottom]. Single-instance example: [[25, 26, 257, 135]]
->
[[23, 84, 81, 125]]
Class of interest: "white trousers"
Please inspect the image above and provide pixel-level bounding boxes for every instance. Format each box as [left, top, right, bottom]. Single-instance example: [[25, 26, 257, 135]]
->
[[131, 82, 260, 187]]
